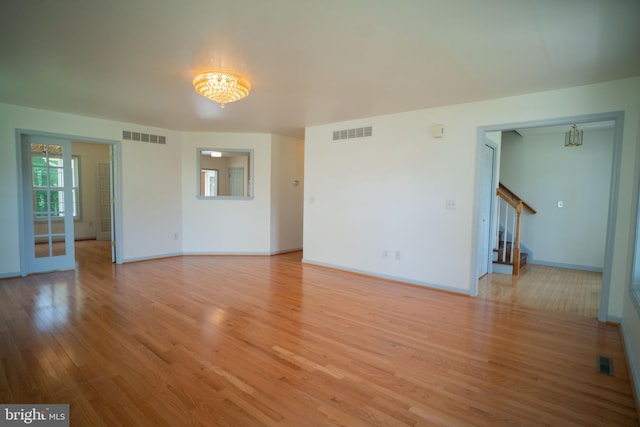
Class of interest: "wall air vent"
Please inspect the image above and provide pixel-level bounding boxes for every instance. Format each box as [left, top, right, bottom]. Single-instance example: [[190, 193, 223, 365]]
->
[[332, 126, 373, 141], [122, 130, 167, 145]]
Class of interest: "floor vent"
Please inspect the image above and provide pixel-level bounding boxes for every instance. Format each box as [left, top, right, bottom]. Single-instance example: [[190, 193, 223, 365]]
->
[[122, 130, 166, 145], [597, 355, 614, 376], [332, 126, 372, 141]]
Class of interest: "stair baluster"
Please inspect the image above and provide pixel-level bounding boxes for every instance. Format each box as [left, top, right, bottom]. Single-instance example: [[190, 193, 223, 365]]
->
[[495, 187, 528, 276]]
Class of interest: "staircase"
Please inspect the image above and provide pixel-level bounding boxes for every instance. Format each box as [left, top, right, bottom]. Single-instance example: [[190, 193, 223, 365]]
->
[[493, 231, 528, 274], [493, 183, 536, 276]]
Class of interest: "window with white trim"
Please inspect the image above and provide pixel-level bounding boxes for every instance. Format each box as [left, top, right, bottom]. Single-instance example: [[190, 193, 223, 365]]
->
[[32, 155, 80, 219]]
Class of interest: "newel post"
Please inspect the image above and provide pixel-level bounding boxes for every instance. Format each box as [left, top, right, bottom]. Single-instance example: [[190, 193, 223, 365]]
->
[[513, 201, 523, 276]]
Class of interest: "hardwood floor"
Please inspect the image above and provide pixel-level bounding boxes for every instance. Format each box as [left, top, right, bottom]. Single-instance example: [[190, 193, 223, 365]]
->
[[478, 264, 602, 318], [0, 241, 637, 426]]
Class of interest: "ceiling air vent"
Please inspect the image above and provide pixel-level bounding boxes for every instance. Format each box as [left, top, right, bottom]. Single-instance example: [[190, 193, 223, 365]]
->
[[332, 126, 373, 141], [122, 130, 167, 145]]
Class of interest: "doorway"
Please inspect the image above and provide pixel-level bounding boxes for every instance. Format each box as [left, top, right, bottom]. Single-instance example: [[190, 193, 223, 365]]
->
[[72, 141, 116, 263], [472, 112, 624, 323], [18, 130, 122, 275]]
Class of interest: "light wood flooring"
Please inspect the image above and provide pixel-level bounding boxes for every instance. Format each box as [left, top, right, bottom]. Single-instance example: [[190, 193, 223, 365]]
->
[[0, 240, 636, 426], [478, 264, 602, 318]]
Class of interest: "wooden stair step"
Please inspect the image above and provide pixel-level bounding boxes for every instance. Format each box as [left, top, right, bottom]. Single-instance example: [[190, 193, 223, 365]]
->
[[493, 251, 527, 266]]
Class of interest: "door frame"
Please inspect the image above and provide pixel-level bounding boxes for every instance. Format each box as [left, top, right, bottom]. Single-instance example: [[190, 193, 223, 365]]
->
[[470, 111, 624, 323], [16, 129, 123, 275]]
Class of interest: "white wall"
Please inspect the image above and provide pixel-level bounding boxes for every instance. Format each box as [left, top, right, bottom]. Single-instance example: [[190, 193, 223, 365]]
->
[[0, 103, 183, 273], [500, 128, 614, 270], [121, 131, 183, 261], [304, 110, 477, 292], [180, 132, 272, 254], [270, 135, 304, 254]]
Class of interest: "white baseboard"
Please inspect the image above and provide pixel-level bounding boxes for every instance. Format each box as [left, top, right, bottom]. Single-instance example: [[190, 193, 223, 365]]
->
[[529, 259, 603, 272], [301, 258, 469, 295]]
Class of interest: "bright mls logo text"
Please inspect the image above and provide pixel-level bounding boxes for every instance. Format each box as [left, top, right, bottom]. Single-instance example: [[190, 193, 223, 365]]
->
[[1, 405, 68, 426]]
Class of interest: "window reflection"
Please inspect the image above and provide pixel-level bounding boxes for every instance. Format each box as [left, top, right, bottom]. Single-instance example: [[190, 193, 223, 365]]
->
[[33, 283, 70, 332]]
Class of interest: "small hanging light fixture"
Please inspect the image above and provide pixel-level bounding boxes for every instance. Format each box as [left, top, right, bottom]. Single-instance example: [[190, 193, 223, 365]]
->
[[192, 71, 251, 108], [565, 124, 583, 147]]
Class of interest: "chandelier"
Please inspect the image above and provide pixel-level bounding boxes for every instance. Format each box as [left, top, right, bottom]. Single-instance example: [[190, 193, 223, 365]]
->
[[192, 71, 251, 108], [31, 144, 62, 156], [564, 124, 583, 147]]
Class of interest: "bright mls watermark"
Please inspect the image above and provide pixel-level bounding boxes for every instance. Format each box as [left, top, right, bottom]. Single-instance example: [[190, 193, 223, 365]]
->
[[0, 405, 68, 426]]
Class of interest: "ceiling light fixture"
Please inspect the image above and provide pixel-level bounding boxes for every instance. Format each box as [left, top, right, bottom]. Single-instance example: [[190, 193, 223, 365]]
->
[[192, 71, 251, 108], [201, 150, 222, 157], [565, 124, 583, 147]]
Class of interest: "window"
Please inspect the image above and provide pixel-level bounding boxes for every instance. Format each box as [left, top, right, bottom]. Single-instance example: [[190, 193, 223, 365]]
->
[[201, 169, 218, 197], [33, 155, 80, 219], [197, 149, 253, 199]]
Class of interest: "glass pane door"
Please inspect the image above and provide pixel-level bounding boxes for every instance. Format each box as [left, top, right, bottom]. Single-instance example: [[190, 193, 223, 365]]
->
[[22, 135, 75, 274]]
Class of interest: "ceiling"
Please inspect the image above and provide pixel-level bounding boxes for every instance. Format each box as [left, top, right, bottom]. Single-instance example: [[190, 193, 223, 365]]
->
[[1, 0, 639, 138]]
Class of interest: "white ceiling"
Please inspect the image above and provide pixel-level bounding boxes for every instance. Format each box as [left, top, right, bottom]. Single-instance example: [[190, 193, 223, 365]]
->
[[1, 0, 639, 138]]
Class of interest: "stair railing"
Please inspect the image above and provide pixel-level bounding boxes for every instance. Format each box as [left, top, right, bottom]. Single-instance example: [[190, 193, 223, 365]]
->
[[496, 187, 524, 275], [498, 183, 537, 214]]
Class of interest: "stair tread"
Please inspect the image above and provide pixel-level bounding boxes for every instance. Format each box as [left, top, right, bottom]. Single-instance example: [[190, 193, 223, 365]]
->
[[493, 252, 528, 266]]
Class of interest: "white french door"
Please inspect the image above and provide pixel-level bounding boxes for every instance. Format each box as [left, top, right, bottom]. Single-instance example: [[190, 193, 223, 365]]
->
[[21, 134, 76, 274]]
